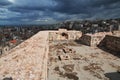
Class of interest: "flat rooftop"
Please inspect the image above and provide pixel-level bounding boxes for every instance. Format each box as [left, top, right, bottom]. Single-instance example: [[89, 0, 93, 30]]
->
[[0, 30, 120, 80], [48, 40, 120, 80]]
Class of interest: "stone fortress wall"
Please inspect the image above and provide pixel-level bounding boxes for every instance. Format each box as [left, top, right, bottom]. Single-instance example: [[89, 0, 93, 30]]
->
[[99, 35, 120, 52], [0, 31, 49, 80], [0, 29, 120, 80], [49, 29, 82, 41], [80, 32, 113, 46], [49, 29, 120, 53]]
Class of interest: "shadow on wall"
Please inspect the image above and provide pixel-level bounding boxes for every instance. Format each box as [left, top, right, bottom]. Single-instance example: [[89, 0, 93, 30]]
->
[[74, 35, 120, 58], [98, 35, 120, 58], [105, 72, 120, 80], [74, 40, 89, 47], [98, 45, 120, 58], [3, 77, 13, 80]]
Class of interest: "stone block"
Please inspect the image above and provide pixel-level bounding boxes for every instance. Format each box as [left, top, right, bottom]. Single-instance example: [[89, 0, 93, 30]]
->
[[58, 54, 70, 60]]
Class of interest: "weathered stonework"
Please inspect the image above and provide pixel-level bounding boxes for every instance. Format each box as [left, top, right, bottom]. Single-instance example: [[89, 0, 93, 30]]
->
[[80, 34, 91, 46], [113, 30, 120, 37], [49, 30, 82, 41], [0, 31, 49, 80], [80, 32, 112, 46], [99, 35, 120, 52], [0, 30, 120, 80]]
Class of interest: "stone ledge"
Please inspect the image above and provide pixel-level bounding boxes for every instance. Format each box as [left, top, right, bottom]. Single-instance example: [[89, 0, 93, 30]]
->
[[0, 31, 49, 80]]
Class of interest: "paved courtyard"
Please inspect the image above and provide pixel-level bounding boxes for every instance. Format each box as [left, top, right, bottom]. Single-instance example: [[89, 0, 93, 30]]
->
[[48, 40, 120, 80]]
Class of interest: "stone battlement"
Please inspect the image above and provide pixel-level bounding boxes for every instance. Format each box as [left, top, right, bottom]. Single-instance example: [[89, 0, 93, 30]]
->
[[49, 30, 82, 41]]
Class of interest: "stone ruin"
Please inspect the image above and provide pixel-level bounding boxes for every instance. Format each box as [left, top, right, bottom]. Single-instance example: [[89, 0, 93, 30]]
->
[[80, 32, 113, 46], [48, 29, 120, 80], [49, 29, 120, 52], [49, 29, 82, 41], [0, 29, 120, 80], [99, 35, 120, 52]]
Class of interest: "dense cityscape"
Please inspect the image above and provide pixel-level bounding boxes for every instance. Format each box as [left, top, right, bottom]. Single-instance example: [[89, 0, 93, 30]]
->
[[0, 18, 120, 55]]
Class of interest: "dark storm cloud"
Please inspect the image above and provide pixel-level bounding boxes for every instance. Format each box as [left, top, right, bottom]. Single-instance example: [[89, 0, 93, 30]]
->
[[7, 0, 120, 15], [52, 0, 120, 15], [8, 4, 51, 13], [8, 0, 56, 13], [51, 0, 90, 14], [0, 0, 120, 24], [0, 0, 12, 6], [90, 0, 120, 7]]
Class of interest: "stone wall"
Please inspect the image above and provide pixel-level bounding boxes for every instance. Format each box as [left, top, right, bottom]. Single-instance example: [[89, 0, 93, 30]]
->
[[80, 34, 91, 46], [99, 35, 120, 52], [49, 30, 82, 41], [0, 31, 49, 80], [113, 30, 120, 37], [80, 32, 112, 46]]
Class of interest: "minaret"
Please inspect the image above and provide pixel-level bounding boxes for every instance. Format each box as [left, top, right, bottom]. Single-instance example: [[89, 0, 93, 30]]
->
[[109, 25, 113, 32], [119, 24, 120, 30]]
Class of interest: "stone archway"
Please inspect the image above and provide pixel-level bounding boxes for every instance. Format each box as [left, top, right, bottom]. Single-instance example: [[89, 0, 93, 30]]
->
[[61, 33, 68, 40]]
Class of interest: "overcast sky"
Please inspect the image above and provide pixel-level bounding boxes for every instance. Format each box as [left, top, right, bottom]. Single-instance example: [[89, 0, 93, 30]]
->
[[0, 0, 120, 25]]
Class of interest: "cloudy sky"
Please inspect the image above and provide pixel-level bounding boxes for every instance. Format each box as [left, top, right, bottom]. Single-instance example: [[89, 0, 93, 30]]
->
[[0, 0, 120, 25]]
